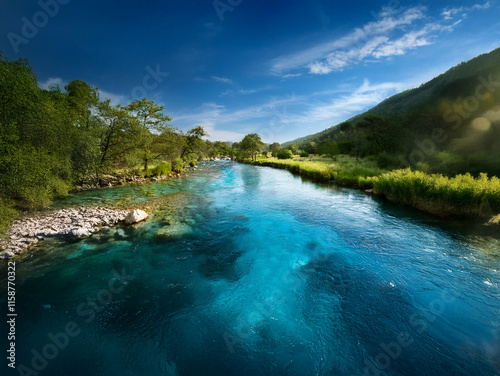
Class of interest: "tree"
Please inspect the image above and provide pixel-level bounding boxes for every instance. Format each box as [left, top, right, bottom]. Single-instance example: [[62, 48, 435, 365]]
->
[[287, 143, 299, 154], [95, 100, 138, 173], [269, 142, 282, 157], [339, 121, 353, 142], [125, 98, 173, 172], [317, 139, 339, 157], [240, 133, 264, 161], [180, 126, 207, 161]]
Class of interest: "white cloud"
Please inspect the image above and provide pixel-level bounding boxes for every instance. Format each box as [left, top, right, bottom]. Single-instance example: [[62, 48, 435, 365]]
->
[[281, 73, 302, 79], [271, 6, 427, 74], [212, 76, 234, 85], [172, 79, 408, 143], [271, 3, 489, 76], [39, 77, 68, 90], [294, 79, 405, 125], [238, 88, 258, 95], [39, 77, 126, 106], [442, 1, 490, 20], [98, 89, 127, 105]]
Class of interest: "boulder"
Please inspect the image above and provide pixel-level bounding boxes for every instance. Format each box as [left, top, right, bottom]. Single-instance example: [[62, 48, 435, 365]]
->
[[124, 209, 149, 225], [70, 228, 92, 238]]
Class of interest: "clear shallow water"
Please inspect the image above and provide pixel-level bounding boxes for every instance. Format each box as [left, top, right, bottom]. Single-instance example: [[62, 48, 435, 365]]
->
[[1, 161, 500, 376]]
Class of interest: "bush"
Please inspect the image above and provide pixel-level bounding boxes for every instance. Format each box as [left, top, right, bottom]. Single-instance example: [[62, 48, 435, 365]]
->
[[262, 151, 268, 157], [0, 197, 18, 237], [189, 161, 198, 167], [300, 151, 309, 157], [368, 168, 500, 216], [151, 162, 172, 176], [277, 150, 293, 159], [171, 158, 184, 172]]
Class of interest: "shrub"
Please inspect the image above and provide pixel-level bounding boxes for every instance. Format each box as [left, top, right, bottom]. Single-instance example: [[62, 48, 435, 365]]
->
[[151, 162, 172, 176], [300, 151, 309, 157], [277, 150, 293, 159], [0, 197, 18, 237], [189, 161, 198, 167], [171, 158, 184, 172]]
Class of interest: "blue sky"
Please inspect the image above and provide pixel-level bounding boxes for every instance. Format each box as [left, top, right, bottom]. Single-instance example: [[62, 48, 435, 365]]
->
[[1, 0, 499, 143]]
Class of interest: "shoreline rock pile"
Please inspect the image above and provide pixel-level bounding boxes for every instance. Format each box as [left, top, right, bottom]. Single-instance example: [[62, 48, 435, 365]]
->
[[0, 207, 149, 259]]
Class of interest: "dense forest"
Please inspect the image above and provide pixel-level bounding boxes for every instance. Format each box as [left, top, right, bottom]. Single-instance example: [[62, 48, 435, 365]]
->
[[284, 47, 500, 177], [0, 54, 235, 231]]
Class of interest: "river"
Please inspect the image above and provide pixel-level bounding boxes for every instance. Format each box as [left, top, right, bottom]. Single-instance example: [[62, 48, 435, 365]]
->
[[1, 160, 499, 376]]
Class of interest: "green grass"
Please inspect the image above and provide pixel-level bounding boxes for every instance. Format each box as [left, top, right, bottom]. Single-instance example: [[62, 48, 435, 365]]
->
[[245, 155, 500, 218], [362, 169, 500, 217], [245, 155, 385, 186]]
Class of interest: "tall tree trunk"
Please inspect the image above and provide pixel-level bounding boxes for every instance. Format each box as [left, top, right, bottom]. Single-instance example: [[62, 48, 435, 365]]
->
[[144, 153, 149, 172]]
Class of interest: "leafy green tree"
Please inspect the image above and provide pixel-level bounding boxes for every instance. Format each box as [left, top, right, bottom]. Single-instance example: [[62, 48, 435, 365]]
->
[[180, 126, 208, 161], [125, 98, 173, 172], [96, 100, 138, 173], [240, 133, 264, 161], [287, 143, 299, 154], [269, 142, 282, 157]]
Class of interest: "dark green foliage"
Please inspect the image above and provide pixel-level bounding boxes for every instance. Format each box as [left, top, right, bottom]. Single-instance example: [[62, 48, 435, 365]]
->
[[300, 151, 309, 157], [376, 152, 404, 170], [277, 150, 293, 159], [317, 139, 339, 156]]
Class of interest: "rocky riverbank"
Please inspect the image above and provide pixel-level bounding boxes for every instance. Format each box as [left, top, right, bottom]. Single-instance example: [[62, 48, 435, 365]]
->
[[73, 170, 191, 191], [0, 207, 148, 259]]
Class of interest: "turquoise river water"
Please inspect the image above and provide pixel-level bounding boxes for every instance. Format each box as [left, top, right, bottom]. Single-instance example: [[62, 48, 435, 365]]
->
[[1, 161, 499, 376]]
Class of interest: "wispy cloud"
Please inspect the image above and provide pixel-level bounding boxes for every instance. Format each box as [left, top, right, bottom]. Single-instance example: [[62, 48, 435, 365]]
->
[[297, 80, 404, 123], [173, 79, 407, 142], [212, 76, 234, 85], [271, 4, 489, 76], [442, 1, 490, 20]]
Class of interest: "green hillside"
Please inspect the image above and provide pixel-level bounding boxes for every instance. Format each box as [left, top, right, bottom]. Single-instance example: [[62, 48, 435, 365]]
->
[[288, 47, 500, 177]]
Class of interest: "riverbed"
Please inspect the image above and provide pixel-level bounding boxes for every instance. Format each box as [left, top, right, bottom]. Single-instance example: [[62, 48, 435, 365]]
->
[[1, 160, 499, 375]]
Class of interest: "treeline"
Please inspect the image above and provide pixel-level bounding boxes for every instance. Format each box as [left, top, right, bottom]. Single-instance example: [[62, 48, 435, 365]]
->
[[0, 54, 231, 230]]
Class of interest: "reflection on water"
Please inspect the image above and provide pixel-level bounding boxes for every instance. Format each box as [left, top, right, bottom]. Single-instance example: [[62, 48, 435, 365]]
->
[[1, 160, 499, 376]]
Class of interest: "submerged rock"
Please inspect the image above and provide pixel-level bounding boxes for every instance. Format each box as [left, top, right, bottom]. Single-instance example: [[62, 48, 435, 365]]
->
[[154, 222, 193, 240], [486, 214, 500, 228], [124, 209, 149, 225]]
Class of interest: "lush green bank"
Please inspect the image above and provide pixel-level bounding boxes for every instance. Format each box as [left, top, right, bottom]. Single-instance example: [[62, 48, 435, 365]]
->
[[243, 155, 385, 186], [242, 156, 500, 218]]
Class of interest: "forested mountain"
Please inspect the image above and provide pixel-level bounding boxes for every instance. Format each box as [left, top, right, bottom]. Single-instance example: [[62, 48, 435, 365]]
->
[[287, 47, 500, 176]]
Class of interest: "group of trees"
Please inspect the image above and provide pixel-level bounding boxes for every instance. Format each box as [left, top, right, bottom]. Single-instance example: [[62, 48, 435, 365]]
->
[[0, 54, 231, 221], [294, 115, 406, 163]]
